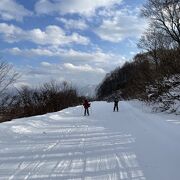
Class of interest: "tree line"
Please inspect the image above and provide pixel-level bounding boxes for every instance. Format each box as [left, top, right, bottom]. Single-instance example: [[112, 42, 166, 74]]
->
[[97, 0, 180, 112], [0, 62, 85, 122]]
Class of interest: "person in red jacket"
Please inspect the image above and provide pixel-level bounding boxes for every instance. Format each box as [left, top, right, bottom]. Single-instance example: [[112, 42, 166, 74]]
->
[[83, 99, 90, 116]]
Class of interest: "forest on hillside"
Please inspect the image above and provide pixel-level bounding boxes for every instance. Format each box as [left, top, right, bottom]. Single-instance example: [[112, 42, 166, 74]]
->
[[97, 0, 180, 113]]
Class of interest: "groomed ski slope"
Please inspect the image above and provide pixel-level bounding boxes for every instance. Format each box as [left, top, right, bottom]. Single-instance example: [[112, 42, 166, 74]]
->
[[0, 101, 180, 180]]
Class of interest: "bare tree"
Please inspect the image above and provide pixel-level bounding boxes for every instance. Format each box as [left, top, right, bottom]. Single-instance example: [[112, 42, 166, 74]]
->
[[138, 27, 160, 69], [0, 61, 19, 120], [0, 61, 19, 96], [142, 0, 180, 47], [138, 26, 174, 70]]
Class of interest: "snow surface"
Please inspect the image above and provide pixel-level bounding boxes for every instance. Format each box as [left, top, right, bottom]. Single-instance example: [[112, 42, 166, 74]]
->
[[0, 101, 180, 180]]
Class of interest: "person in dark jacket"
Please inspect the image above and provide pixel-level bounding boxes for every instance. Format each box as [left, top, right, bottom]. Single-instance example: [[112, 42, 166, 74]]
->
[[113, 98, 119, 112], [83, 99, 90, 116]]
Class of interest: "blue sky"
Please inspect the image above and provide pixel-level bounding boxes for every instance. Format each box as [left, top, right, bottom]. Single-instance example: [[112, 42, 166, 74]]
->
[[0, 0, 147, 88]]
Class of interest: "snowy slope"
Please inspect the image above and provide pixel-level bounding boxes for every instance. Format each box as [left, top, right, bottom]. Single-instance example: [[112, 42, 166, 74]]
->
[[0, 101, 180, 180]]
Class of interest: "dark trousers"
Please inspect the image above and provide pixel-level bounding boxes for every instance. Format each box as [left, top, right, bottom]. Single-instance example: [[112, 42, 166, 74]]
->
[[114, 105, 118, 112], [84, 108, 89, 116]]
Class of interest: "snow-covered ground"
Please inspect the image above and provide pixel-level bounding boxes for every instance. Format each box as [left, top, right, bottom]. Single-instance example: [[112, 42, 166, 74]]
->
[[0, 101, 180, 180]]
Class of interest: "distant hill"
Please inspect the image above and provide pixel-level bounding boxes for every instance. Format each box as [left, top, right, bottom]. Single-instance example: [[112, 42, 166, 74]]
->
[[77, 84, 97, 98]]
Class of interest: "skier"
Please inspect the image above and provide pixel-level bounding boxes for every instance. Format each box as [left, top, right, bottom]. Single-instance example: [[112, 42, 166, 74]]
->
[[113, 97, 119, 112], [83, 99, 90, 116]]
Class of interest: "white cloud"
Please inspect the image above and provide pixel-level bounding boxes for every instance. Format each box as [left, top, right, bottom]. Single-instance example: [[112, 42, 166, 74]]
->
[[5, 46, 127, 87], [0, 0, 32, 21], [64, 63, 105, 74], [130, 51, 136, 55], [58, 18, 88, 30], [60, 49, 119, 63], [94, 8, 148, 42], [14, 81, 31, 88], [0, 23, 24, 43], [41, 61, 52, 67], [5, 47, 121, 64], [0, 23, 90, 45], [35, 0, 122, 16], [8, 47, 56, 56], [15, 61, 107, 88]]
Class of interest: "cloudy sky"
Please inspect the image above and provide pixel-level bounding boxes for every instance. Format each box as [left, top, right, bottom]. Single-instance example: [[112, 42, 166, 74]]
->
[[0, 0, 147, 88]]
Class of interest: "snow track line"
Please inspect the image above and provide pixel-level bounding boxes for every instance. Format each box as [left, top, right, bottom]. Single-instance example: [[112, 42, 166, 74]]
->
[[81, 125, 88, 180]]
